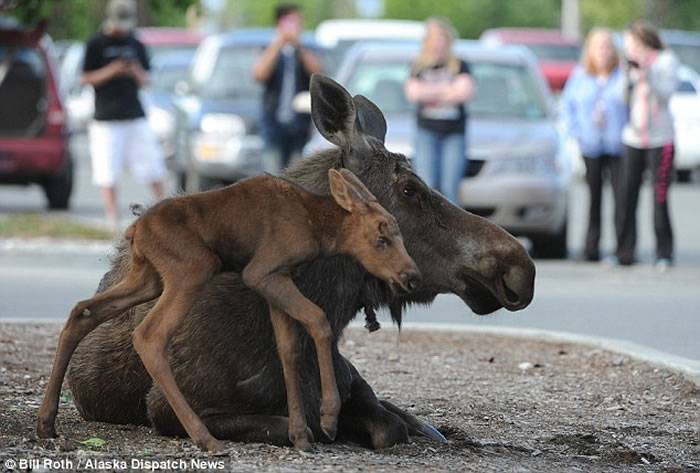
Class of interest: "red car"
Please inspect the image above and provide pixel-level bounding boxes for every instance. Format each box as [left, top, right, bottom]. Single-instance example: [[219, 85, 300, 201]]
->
[[136, 27, 203, 59], [480, 28, 580, 92], [0, 19, 72, 209]]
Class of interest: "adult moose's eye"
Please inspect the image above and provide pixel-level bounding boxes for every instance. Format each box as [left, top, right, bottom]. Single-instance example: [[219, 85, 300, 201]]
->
[[402, 185, 417, 199], [376, 236, 389, 249]]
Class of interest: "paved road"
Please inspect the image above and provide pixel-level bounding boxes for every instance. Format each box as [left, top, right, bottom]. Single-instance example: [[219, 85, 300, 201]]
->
[[1, 134, 699, 360]]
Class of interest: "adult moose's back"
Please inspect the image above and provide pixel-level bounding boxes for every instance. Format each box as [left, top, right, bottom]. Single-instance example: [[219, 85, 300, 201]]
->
[[67, 75, 535, 449]]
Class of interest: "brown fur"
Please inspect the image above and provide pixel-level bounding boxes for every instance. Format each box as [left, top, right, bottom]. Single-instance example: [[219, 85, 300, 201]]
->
[[36, 168, 419, 452]]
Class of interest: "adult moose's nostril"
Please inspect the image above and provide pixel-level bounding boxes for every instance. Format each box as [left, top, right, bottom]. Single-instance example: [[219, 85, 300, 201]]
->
[[501, 277, 521, 305], [400, 271, 421, 292], [501, 264, 535, 310]]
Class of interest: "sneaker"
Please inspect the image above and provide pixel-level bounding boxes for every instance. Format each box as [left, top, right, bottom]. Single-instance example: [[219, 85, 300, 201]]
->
[[655, 258, 673, 273]]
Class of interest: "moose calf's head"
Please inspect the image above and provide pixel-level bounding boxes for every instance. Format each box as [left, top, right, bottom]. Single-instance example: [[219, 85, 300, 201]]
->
[[329, 168, 421, 294], [299, 74, 535, 317]]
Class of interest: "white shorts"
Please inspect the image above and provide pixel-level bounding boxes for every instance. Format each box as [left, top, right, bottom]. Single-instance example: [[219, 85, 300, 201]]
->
[[88, 118, 166, 187]]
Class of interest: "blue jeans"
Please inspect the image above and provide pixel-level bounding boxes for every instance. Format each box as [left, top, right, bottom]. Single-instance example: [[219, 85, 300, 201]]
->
[[414, 128, 468, 204]]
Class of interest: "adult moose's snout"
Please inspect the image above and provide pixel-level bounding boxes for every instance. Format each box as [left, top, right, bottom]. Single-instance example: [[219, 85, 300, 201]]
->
[[400, 268, 422, 292], [499, 263, 535, 311]]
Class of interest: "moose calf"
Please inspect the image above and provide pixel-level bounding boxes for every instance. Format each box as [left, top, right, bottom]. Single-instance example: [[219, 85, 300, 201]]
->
[[37, 168, 420, 452]]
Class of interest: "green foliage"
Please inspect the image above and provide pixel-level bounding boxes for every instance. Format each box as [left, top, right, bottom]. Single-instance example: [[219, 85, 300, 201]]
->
[[79, 437, 107, 448]]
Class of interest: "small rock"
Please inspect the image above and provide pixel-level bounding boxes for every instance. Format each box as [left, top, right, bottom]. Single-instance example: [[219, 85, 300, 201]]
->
[[518, 362, 534, 370]]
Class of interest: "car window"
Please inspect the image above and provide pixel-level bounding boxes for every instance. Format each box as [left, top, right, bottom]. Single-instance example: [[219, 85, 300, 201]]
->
[[344, 57, 546, 119], [522, 44, 580, 62], [0, 45, 47, 136], [677, 80, 696, 93], [667, 44, 700, 76], [147, 44, 198, 64], [194, 46, 261, 99]]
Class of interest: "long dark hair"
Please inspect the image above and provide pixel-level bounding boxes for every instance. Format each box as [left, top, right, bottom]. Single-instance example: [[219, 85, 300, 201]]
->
[[628, 20, 664, 51]]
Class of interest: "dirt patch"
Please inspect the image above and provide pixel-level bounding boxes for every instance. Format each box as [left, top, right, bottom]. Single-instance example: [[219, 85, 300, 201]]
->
[[1, 322, 698, 472]]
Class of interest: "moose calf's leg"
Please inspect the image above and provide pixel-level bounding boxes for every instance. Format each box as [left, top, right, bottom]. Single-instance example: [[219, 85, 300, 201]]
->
[[37, 261, 161, 439], [132, 273, 223, 452], [244, 268, 340, 442], [269, 305, 314, 450]]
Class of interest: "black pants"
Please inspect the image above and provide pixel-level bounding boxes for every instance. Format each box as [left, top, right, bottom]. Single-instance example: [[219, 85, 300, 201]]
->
[[617, 144, 675, 263], [582, 154, 621, 260]]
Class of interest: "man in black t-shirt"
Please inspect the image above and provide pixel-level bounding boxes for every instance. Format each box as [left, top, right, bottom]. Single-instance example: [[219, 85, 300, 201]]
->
[[82, 0, 166, 229]]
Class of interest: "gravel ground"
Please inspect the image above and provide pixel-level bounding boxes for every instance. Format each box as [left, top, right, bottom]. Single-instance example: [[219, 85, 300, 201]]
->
[[1, 322, 699, 472]]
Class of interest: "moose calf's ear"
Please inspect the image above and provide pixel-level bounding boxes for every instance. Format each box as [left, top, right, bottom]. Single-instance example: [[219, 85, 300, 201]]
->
[[328, 168, 367, 213], [338, 168, 376, 202], [353, 95, 387, 143], [311, 74, 357, 149]]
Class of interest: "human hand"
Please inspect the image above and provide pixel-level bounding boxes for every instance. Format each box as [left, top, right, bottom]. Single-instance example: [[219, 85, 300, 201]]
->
[[108, 59, 131, 78]]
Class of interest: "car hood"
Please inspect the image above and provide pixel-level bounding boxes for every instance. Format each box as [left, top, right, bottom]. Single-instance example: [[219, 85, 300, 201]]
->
[[174, 95, 261, 130], [380, 114, 559, 160]]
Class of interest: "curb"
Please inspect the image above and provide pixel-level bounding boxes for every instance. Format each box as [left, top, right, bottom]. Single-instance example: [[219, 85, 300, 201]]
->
[[0, 237, 113, 254], [387, 322, 700, 387]]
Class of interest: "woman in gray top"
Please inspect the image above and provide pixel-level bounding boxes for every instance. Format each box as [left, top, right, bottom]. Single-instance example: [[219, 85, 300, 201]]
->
[[618, 21, 680, 269]]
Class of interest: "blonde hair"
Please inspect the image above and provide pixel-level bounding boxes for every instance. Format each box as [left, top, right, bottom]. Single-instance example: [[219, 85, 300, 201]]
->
[[582, 27, 619, 76], [413, 17, 461, 74]]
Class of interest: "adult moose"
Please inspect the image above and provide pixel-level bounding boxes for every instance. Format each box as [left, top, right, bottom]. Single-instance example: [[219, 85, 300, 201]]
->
[[66, 75, 535, 449]]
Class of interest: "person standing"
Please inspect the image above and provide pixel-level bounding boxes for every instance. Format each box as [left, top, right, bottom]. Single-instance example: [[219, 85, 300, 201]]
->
[[252, 3, 322, 172], [561, 28, 627, 262], [404, 17, 474, 204], [618, 21, 680, 269], [82, 0, 166, 229]]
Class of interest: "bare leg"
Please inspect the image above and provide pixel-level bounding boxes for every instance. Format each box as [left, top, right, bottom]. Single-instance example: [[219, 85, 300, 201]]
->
[[243, 267, 340, 442], [150, 181, 165, 200], [132, 270, 223, 452], [100, 186, 119, 222], [37, 261, 161, 438], [269, 305, 314, 450]]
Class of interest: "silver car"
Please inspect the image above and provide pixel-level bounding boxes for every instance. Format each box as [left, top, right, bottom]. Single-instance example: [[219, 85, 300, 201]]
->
[[306, 41, 572, 258]]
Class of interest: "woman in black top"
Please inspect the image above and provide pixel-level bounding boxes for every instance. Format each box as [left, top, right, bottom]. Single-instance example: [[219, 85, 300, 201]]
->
[[405, 17, 474, 204]]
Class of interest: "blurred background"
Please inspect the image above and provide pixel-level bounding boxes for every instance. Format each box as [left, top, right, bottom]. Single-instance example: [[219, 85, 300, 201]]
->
[[0, 0, 698, 363]]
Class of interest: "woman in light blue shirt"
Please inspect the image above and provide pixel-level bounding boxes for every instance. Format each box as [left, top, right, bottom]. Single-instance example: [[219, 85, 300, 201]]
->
[[561, 28, 627, 262]]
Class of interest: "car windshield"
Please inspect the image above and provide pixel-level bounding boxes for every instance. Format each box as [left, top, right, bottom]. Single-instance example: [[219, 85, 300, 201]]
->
[[194, 46, 261, 99], [667, 44, 700, 75], [521, 44, 580, 62], [0, 45, 46, 136], [344, 58, 547, 119], [147, 44, 198, 63]]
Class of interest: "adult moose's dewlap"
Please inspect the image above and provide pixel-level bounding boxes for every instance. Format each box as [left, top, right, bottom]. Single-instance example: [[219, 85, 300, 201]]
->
[[66, 74, 535, 451]]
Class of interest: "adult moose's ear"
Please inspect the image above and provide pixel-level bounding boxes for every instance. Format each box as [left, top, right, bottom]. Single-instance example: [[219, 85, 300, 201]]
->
[[311, 75, 357, 149], [353, 95, 387, 143], [328, 168, 368, 213]]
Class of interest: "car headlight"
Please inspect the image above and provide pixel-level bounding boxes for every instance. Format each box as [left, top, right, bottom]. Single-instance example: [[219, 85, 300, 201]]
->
[[485, 155, 558, 177], [200, 113, 245, 136], [148, 106, 175, 138]]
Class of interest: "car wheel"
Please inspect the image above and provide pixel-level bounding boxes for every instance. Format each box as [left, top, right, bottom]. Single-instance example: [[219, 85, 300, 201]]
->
[[675, 169, 692, 183], [43, 158, 74, 211], [530, 221, 568, 259]]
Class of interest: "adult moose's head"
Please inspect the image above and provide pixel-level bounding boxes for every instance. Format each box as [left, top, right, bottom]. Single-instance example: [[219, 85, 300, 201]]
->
[[291, 74, 535, 317]]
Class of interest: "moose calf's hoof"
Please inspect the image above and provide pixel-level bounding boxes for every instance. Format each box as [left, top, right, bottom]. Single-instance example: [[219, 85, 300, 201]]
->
[[289, 427, 314, 451], [320, 415, 338, 442], [201, 438, 225, 453], [36, 419, 57, 439]]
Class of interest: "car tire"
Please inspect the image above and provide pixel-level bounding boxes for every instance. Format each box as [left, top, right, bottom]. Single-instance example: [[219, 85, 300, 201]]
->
[[530, 221, 568, 259], [43, 158, 74, 211]]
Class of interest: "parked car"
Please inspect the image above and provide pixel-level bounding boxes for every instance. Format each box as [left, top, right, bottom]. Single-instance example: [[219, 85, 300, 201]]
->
[[661, 29, 700, 78], [172, 28, 322, 191], [480, 28, 580, 92], [670, 65, 700, 181], [315, 19, 425, 76], [0, 19, 73, 209], [306, 40, 571, 258]]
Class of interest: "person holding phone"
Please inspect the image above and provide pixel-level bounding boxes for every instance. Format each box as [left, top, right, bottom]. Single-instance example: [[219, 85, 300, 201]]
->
[[618, 21, 680, 269], [82, 0, 166, 230], [253, 3, 322, 172]]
